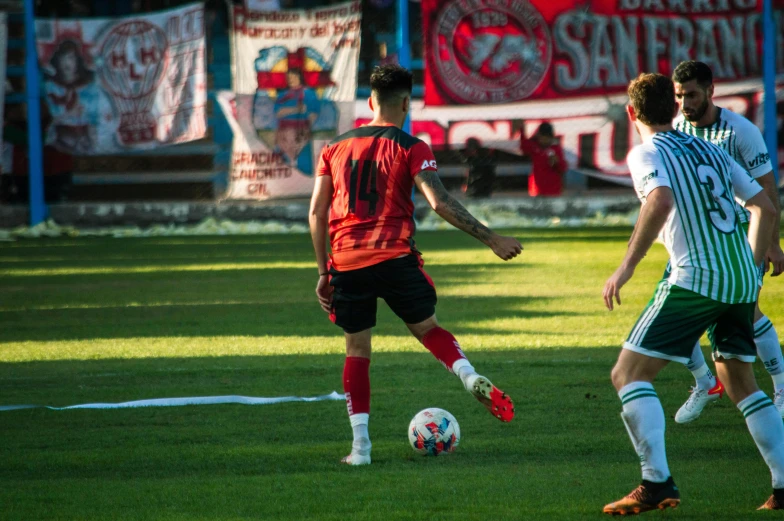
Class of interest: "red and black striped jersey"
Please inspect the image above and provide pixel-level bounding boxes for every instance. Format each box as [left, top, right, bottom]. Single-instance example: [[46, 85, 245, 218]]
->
[[317, 124, 438, 271]]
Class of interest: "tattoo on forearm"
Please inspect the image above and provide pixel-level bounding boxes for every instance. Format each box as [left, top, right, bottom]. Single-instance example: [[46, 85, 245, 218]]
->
[[419, 171, 493, 242]]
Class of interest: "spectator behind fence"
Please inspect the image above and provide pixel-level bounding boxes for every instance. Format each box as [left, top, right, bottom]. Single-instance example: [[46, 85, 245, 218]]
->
[[520, 122, 567, 197], [460, 137, 496, 198]]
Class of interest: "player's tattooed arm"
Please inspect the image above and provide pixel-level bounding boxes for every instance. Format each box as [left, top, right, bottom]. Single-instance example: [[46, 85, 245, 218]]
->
[[416, 170, 522, 261], [415, 170, 493, 243]]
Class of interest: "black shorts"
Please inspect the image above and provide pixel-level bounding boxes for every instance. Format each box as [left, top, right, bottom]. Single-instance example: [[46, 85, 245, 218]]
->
[[328, 254, 437, 334]]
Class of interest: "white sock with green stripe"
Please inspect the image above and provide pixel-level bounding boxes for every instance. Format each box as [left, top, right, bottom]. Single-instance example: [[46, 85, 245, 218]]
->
[[738, 391, 784, 488], [754, 317, 784, 391], [686, 341, 716, 390], [618, 382, 670, 483]]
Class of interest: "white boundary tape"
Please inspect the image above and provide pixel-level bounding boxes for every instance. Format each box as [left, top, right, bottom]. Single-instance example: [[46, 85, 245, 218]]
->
[[0, 391, 346, 411]]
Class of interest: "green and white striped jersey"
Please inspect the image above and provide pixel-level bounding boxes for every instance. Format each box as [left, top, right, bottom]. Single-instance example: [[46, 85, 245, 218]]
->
[[674, 108, 772, 224], [628, 130, 762, 304]]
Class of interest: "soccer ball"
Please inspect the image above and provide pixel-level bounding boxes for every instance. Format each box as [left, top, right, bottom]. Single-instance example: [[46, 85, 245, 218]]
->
[[408, 407, 460, 456]]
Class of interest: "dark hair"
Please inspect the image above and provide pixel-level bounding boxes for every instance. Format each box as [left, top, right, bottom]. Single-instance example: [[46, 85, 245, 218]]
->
[[369, 64, 413, 104], [536, 122, 554, 137], [672, 61, 713, 89], [48, 40, 93, 86], [465, 137, 481, 149], [628, 73, 676, 126]]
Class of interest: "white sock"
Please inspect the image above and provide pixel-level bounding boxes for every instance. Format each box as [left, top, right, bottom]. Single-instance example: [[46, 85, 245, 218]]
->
[[618, 382, 670, 483], [754, 317, 784, 390], [452, 359, 477, 390], [349, 413, 370, 451], [691, 362, 716, 391], [738, 391, 784, 488], [685, 341, 706, 372], [686, 342, 717, 391]]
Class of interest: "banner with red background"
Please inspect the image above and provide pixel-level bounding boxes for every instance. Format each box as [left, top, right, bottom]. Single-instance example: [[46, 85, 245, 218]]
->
[[417, 0, 784, 183], [422, 0, 784, 105]]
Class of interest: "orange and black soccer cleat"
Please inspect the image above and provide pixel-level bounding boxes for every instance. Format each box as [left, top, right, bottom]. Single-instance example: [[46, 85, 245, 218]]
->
[[471, 376, 515, 422], [603, 478, 680, 516], [758, 490, 784, 510]]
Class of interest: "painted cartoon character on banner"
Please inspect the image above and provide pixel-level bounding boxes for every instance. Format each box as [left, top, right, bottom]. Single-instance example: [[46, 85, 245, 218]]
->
[[40, 30, 101, 154], [252, 46, 338, 175]]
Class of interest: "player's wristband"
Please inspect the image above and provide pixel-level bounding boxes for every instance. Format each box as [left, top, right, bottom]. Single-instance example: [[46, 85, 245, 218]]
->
[[319, 272, 328, 276]]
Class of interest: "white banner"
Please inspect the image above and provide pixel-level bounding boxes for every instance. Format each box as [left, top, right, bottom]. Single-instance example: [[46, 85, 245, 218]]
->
[[222, 1, 361, 200], [35, 3, 207, 155]]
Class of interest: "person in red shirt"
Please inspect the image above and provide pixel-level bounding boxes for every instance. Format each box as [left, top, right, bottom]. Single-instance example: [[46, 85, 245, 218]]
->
[[310, 65, 523, 465], [520, 121, 568, 197]]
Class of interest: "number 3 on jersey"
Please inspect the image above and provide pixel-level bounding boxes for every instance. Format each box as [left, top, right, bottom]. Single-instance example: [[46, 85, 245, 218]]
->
[[348, 160, 379, 216], [696, 164, 736, 233]]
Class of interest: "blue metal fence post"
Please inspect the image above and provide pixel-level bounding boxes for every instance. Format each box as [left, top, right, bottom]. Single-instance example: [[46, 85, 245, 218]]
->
[[763, 0, 779, 185], [208, 6, 233, 199], [24, 0, 45, 225], [396, 0, 412, 134]]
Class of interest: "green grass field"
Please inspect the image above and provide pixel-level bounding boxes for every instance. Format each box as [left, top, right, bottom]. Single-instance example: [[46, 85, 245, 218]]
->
[[1, 228, 783, 520]]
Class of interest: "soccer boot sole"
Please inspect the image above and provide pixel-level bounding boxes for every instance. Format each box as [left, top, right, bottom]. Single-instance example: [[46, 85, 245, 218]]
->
[[471, 376, 514, 422]]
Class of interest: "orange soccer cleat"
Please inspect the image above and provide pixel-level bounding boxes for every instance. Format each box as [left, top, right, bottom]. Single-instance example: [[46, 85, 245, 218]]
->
[[603, 478, 680, 516], [758, 493, 784, 510]]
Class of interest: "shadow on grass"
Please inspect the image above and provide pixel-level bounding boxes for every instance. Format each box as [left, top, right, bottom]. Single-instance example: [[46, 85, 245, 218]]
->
[[0, 228, 633, 270], [0, 230, 610, 344], [0, 293, 575, 342], [414, 227, 634, 251]]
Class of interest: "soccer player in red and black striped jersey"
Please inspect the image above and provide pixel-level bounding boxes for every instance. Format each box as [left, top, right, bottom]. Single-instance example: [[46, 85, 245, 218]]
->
[[309, 65, 523, 465]]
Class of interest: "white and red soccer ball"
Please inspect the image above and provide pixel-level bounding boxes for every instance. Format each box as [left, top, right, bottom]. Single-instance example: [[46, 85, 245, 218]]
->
[[408, 408, 460, 456]]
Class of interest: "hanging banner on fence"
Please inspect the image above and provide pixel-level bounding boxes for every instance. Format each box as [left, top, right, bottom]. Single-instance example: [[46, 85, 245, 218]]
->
[[417, 0, 784, 183], [34, 3, 207, 155], [220, 1, 361, 200], [421, 0, 783, 106]]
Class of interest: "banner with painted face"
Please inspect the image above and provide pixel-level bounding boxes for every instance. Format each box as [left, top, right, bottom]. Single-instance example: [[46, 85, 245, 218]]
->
[[35, 3, 207, 155], [221, 1, 361, 200]]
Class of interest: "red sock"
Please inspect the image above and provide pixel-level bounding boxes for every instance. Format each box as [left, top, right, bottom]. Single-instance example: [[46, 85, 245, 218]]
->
[[422, 327, 466, 372], [343, 356, 370, 416]]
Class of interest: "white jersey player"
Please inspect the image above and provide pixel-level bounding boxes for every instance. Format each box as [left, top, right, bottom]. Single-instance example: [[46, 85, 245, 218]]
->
[[670, 60, 784, 423], [602, 72, 782, 514]]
